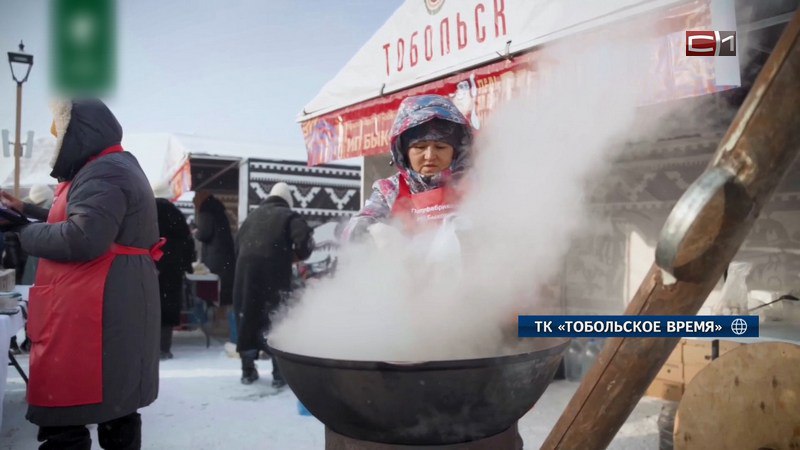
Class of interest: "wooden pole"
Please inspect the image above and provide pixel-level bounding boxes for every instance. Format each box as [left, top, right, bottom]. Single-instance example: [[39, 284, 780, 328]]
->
[[13, 82, 22, 197], [541, 9, 800, 449]]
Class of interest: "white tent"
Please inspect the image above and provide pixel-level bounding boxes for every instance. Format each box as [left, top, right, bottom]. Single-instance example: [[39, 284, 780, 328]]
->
[[123, 133, 305, 197], [298, 0, 739, 166], [1, 138, 57, 189], [301, 0, 701, 120], [1, 133, 305, 196]]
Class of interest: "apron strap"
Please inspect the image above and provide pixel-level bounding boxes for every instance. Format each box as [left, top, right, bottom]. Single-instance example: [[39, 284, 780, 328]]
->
[[88, 145, 124, 163], [110, 238, 167, 262]]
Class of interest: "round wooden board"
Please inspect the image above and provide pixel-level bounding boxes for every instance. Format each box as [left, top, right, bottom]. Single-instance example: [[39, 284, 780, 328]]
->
[[675, 342, 800, 450]]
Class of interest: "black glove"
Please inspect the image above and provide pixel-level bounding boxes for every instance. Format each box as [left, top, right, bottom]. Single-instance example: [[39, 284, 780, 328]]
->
[[0, 205, 30, 232]]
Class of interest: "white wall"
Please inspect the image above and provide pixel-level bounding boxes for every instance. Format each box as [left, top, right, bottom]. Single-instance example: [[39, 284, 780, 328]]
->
[[625, 229, 655, 306]]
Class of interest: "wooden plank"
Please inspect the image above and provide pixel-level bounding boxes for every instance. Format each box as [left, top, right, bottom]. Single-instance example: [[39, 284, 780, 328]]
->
[[540, 9, 800, 449], [675, 343, 800, 449]]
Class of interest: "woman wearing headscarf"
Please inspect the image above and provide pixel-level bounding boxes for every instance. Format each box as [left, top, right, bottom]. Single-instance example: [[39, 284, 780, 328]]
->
[[0, 99, 161, 449], [342, 94, 473, 240]]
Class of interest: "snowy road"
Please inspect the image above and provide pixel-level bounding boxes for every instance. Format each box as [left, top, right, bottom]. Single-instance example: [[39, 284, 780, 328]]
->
[[2, 331, 661, 449]]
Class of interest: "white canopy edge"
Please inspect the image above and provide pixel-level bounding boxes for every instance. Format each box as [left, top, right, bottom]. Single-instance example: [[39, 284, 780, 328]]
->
[[298, 0, 687, 121]]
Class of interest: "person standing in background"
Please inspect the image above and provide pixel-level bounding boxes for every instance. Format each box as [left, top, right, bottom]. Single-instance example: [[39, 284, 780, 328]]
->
[[233, 182, 314, 386], [155, 197, 195, 359], [193, 191, 236, 307]]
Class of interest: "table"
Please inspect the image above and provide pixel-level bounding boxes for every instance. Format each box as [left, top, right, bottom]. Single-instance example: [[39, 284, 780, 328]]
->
[[182, 274, 219, 347], [1, 304, 25, 431]]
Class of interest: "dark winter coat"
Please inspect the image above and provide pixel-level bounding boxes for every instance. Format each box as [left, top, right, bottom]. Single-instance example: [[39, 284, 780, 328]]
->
[[233, 196, 314, 352], [18, 99, 160, 426], [156, 198, 195, 326], [2, 232, 26, 282], [195, 195, 235, 305]]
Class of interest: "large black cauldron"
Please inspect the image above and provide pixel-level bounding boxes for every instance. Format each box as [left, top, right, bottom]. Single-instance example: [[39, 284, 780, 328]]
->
[[269, 338, 568, 446]]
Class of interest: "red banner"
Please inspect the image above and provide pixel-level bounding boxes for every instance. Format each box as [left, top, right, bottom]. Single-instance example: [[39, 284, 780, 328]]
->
[[169, 159, 192, 201]]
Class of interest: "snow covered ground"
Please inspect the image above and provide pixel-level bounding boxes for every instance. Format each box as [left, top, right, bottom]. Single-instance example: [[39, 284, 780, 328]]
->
[[2, 331, 662, 449]]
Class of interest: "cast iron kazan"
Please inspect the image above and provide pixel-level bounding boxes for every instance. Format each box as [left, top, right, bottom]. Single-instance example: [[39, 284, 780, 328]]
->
[[268, 338, 568, 445]]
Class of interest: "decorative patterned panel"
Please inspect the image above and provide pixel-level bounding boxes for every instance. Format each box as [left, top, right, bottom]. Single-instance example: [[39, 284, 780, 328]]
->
[[246, 158, 361, 224]]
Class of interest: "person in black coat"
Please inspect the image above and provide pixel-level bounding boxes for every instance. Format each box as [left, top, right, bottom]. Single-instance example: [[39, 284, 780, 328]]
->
[[233, 182, 314, 386], [193, 192, 235, 306], [155, 198, 195, 359]]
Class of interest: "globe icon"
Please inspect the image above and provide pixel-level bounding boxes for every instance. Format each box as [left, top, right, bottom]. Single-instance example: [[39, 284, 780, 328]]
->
[[731, 318, 748, 335]]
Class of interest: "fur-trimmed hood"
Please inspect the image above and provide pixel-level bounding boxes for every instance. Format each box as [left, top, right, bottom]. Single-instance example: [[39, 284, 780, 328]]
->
[[49, 99, 123, 181]]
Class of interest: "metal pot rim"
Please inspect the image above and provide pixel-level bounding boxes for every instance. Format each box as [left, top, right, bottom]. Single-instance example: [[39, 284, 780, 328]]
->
[[267, 338, 569, 372]]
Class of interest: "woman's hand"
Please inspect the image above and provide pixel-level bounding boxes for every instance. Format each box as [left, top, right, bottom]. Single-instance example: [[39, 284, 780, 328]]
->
[[367, 222, 406, 250], [0, 191, 24, 212]]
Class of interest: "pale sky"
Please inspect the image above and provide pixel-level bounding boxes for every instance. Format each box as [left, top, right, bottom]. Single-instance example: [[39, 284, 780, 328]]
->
[[0, 0, 403, 162]]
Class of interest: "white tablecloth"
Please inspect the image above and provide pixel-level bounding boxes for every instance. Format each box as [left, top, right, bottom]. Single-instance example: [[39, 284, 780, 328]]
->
[[1, 308, 25, 431]]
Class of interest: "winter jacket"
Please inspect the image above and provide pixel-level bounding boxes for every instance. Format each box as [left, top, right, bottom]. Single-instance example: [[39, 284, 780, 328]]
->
[[23, 203, 50, 221], [20, 200, 53, 286], [156, 198, 195, 326], [18, 99, 160, 426], [195, 195, 236, 305], [342, 95, 473, 240], [233, 196, 314, 352]]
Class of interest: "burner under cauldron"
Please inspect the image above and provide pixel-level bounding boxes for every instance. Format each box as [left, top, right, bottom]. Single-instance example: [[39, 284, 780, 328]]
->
[[325, 424, 523, 449]]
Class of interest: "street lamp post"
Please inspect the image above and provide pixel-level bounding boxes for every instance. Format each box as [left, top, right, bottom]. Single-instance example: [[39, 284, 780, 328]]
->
[[7, 41, 33, 197]]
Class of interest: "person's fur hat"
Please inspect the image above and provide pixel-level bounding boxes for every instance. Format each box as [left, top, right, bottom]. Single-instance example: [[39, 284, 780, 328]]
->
[[269, 182, 294, 208]]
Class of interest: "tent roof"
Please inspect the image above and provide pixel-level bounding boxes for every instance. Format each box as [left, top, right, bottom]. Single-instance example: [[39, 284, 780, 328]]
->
[[298, 0, 684, 121]]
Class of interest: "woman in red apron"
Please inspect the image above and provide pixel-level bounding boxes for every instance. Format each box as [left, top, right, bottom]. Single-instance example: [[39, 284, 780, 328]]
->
[[0, 99, 161, 450], [342, 94, 473, 241]]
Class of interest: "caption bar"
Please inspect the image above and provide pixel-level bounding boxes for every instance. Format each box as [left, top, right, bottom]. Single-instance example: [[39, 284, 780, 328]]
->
[[518, 315, 758, 338]]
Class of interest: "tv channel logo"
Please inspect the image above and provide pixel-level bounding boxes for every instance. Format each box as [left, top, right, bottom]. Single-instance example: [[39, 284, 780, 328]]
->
[[686, 31, 736, 56]]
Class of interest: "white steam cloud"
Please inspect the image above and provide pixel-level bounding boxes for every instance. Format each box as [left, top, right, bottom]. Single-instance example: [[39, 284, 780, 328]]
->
[[270, 36, 656, 361]]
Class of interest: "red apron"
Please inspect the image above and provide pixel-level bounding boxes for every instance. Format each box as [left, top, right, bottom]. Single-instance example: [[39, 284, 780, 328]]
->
[[27, 145, 165, 407], [390, 175, 460, 231]]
